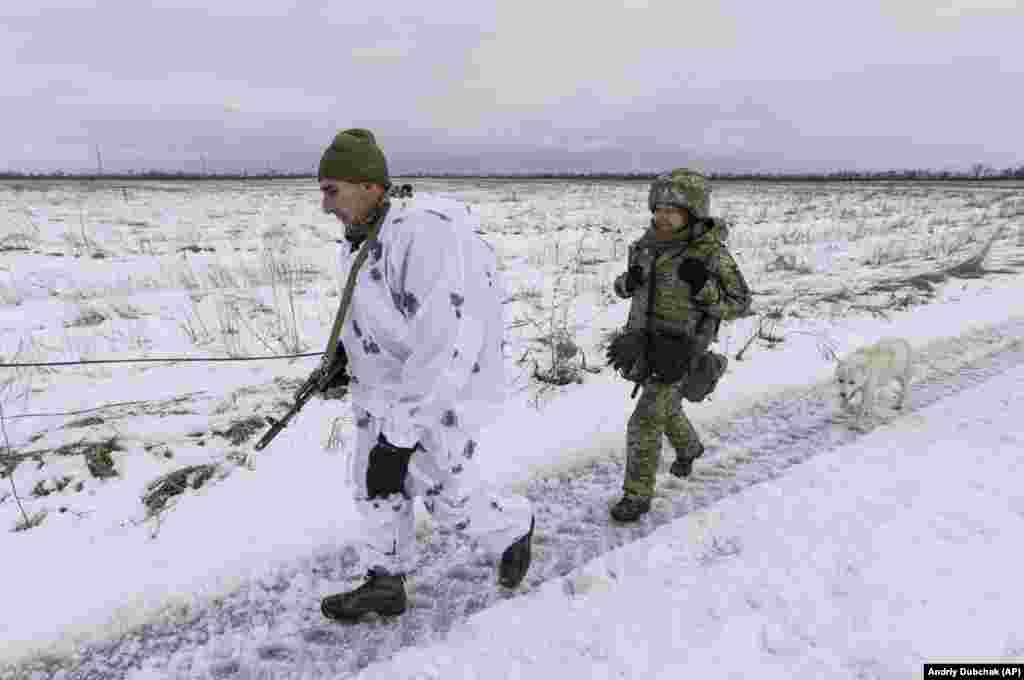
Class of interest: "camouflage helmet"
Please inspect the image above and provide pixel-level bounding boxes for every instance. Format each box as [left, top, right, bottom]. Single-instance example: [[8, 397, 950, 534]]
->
[[648, 169, 711, 219]]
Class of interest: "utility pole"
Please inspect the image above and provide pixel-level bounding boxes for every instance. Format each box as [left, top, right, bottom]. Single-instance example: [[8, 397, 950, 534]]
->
[[95, 146, 104, 175], [201, 153, 207, 176]]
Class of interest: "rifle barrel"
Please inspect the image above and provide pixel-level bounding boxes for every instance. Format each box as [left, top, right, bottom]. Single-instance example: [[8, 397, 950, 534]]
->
[[253, 358, 348, 453]]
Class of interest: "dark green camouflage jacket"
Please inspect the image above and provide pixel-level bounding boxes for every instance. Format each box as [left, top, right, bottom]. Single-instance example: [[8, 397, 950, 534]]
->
[[614, 218, 752, 349]]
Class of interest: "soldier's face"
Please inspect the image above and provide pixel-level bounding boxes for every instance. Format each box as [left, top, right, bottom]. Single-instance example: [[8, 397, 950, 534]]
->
[[653, 205, 689, 236], [320, 179, 380, 226]]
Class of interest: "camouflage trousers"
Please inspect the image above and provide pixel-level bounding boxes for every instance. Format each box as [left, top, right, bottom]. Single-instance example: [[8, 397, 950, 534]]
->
[[347, 405, 533, 575], [623, 380, 703, 498]]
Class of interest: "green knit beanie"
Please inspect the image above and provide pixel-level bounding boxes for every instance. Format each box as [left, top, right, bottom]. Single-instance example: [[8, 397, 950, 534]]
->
[[317, 128, 389, 185]]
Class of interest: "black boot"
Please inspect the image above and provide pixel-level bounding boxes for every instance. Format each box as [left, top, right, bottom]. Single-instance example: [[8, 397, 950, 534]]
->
[[670, 443, 704, 478], [321, 568, 407, 621], [498, 515, 535, 589], [610, 494, 651, 522]]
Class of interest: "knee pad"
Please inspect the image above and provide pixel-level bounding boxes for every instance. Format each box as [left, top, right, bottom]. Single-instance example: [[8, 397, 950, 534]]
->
[[366, 434, 419, 500]]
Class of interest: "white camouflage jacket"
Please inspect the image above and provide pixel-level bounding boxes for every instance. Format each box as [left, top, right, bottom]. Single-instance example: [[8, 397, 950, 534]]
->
[[337, 195, 506, 448]]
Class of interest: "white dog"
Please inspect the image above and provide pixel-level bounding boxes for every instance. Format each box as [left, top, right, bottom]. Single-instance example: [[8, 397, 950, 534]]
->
[[834, 337, 913, 428]]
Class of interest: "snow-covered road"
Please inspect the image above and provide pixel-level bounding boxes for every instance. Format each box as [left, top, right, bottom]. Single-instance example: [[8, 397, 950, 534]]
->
[[9, 316, 1021, 680], [367, 327, 1024, 680]]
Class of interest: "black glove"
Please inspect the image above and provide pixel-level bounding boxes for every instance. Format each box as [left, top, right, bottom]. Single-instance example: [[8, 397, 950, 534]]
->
[[307, 344, 350, 400], [623, 264, 646, 293], [677, 259, 710, 293], [366, 433, 421, 500]]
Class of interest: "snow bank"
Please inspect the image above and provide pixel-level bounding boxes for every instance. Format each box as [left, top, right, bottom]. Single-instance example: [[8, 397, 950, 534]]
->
[[362, 353, 1024, 679]]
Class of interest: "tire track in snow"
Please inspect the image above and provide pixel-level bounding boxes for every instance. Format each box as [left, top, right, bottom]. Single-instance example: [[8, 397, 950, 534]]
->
[[8, 318, 1024, 680]]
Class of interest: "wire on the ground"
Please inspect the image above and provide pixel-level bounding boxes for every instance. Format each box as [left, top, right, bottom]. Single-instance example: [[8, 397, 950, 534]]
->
[[0, 351, 323, 368]]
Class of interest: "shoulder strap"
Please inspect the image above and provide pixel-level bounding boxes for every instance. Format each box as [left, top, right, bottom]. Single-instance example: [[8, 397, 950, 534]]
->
[[323, 203, 389, 365], [632, 251, 661, 398], [645, 252, 659, 325]]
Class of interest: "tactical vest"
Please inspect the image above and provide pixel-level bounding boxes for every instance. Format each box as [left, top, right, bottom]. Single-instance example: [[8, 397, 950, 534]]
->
[[624, 225, 725, 351]]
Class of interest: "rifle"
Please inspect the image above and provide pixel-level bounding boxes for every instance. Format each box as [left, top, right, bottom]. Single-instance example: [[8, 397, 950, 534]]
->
[[246, 202, 388, 468], [252, 351, 349, 453]]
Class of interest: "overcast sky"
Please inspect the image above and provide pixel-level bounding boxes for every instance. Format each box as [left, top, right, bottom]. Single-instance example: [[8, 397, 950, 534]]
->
[[3, 0, 1022, 174]]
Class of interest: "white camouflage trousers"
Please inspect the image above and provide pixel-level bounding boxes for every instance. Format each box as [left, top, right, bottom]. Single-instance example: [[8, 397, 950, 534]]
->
[[347, 405, 533, 575]]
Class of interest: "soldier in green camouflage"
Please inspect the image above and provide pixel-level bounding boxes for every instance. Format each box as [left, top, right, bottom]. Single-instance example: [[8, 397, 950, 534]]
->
[[610, 169, 752, 522]]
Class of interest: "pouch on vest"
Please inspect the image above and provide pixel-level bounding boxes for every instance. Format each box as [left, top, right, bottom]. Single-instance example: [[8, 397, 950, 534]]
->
[[682, 351, 729, 402], [647, 333, 699, 384]]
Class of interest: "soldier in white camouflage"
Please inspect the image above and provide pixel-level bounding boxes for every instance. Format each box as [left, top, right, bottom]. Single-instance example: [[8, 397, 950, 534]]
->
[[609, 169, 752, 522], [312, 129, 535, 622]]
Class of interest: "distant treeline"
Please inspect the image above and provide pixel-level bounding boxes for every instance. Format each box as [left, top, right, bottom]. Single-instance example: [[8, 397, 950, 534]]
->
[[0, 171, 312, 181], [2, 165, 1023, 182]]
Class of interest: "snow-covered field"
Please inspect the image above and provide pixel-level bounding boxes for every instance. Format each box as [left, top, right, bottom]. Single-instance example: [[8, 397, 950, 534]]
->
[[1, 178, 1022, 678]]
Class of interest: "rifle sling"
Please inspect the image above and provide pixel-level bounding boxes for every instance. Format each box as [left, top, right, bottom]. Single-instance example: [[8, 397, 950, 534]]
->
[[630, 252, 660, 397], [323, 203, 389, 366], [645, 252, 658, 348]]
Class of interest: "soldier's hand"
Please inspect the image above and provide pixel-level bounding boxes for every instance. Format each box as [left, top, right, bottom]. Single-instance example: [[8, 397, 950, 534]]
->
[[297, 357, 349, 401], [366, 433, 421, 499], [677, 258, 710, 293], [317, 356, 351, 400], [693, 280, 721, 307], [624, 264, 645, 293]]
